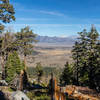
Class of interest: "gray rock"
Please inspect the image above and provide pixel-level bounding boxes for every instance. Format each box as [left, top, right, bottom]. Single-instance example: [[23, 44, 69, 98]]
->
[[0, 80, 8, 86], [11, 91, 30, 100]]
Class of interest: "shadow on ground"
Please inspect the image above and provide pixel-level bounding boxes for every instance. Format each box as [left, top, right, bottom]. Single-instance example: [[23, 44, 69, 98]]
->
[[0, 91, 6, 100]]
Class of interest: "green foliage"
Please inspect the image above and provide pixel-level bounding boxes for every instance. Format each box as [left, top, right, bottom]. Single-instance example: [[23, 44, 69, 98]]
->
[[0, 0, 15, 78], [86, 26, 100, 91], [5, 51, 24, 83], [71, 29, 88, 85], [0, 0, 15, 23], [72, 41, 82, 85], [60, 62, 72, 86], [8, 87, 14, 92], [15, 26, 37, 56], [35, 94, 50, 100], [36, 62, 44, 83], [72, 25, 100, 92], [0, 0, 15, 32], [79, 72, 89, 86], [26, 91, 35, 100], [26, 91, 50, 100], [27, 67, 62, 80], [0, 31, 19, 79]]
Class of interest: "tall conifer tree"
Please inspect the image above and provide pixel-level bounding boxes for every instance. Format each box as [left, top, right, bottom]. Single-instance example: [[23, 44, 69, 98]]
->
[[60, 62, 72, 86], [87, 25, 99, 89], [0, 0, 15, 79], [72, 41, 82, 85], [15, 26, 37, 70], [72, 25, 100, 92], [5, 51, 24, 83]]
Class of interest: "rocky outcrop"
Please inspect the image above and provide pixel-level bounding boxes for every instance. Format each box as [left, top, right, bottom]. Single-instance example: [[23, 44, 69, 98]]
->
[[10, 91, 30, 100]]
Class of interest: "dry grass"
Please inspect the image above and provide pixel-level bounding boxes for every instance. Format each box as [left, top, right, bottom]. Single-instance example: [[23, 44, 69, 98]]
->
[[38, 49, 71, 56], [27, 44, 72, 68]]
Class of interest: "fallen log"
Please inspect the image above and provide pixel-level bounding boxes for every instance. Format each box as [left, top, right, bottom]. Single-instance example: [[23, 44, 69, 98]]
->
[[65, 85, 100, 100]]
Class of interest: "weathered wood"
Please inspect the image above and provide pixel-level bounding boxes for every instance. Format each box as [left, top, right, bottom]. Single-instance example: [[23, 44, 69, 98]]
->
[[50, 74, 66, 100], [18, 70, 24, 91]]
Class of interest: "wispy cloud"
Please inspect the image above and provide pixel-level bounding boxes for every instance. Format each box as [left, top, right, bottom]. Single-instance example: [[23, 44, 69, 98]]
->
[[16, 8, 100, 23], [17, 7, 66, 17], [17, 18, 49, 21], [39, 10, 65, 17]]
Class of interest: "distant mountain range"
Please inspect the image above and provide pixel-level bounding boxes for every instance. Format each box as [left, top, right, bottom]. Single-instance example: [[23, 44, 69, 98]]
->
[[36, 35, 77, 45]]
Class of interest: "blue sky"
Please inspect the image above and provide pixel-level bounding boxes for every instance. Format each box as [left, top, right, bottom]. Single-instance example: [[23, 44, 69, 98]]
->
[[7, 0, 100, 36]]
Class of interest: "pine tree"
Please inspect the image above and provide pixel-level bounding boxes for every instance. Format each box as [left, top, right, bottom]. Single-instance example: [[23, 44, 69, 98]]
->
[[15, 26, 37, 70], [5, 51, 24, 83], [72, 41, 82, 85], [72, 25, 100, 92], [87, 25, 99, 90], [60, 62, 72, 86], [0, 0, 15, 78], [77, 29, 89, 86], [0, 0, 15, 32], [1, 31, 17, 79], [95, 42, 100, 92]]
